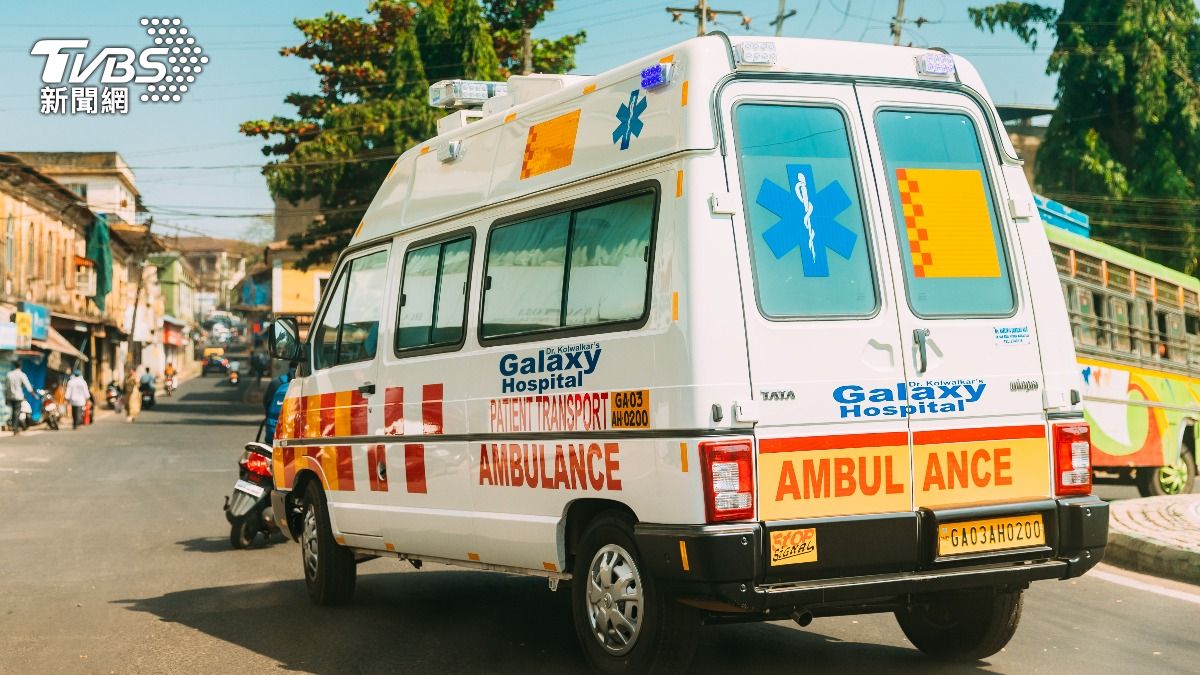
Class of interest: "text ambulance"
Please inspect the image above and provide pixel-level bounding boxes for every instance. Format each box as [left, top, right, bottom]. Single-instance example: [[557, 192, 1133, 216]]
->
[[265, 34, 1108, 673]]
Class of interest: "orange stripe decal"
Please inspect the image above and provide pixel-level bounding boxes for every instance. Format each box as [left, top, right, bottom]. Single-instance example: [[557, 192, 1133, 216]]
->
[[467, 552, 481, 561], [582, 83, 597, 95], [913, 425, 1045, 445], [659, 54, 674, 64], [760, 432, 909, 453], [681, 80, 689, 107], [679, 442, 688, 472], [504, 112, 517, 124], [676, 169, 684, 197], [542, 561, 558, 572]]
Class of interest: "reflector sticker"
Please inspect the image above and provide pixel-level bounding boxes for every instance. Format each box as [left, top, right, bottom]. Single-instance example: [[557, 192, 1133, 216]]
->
[[520, 109, 581, 179], [913, 425, 1049, 509], [770, 527, 818, 566], [895, 168, 1000, 278], [759, 433, 911, 520]]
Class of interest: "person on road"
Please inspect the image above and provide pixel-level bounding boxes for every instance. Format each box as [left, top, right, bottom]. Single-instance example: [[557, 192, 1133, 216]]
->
[[65, 370, 89, 430], [5, 366, 32, 435], [123, 368, 141, 422]]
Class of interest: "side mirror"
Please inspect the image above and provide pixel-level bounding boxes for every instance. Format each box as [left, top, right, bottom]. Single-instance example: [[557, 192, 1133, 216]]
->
[[269, 318, 302, 363]]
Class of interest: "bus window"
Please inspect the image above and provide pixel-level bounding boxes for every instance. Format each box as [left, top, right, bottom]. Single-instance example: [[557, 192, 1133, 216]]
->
[[1134, 300, 1152, 357], [1108, 296, 1131, 353], [1166, 312, 1185, 363], [1154, 310, 1171, 360], [1092, 291, 1108, 349], [1076, 287, 1096, 346], [1063, 283, 1079, 342]]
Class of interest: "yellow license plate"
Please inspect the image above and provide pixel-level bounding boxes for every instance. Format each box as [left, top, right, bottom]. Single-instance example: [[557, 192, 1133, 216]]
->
[[937, 513, 1045, 556]]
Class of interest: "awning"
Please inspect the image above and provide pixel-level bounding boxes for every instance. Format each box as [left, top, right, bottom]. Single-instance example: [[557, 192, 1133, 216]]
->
[[32, 326, 89, 362]]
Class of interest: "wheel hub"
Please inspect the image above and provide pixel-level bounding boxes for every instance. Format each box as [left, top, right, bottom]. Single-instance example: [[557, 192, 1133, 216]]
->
[[302, 503, 319, 576], [1159, 460, 1188, 494], [586, 543, 644, 656]]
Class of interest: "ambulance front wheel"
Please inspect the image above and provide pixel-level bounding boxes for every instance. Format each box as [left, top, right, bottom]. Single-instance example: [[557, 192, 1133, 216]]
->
[[301, 480, 356, 606], [895, 588, 1023, 662], [571, 514, 701, 674]]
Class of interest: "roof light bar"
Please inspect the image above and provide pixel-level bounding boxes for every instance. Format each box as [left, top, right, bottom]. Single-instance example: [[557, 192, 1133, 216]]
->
[[916, 52, 956, 77], [640, 63, 673, 90], [734, 41, 777, 67], [428, 79, 508, 110]]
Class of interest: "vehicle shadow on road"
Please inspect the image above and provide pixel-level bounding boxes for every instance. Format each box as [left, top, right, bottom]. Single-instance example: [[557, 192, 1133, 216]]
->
[[116, 569, 993, 674], [175, 536, 288, 553]]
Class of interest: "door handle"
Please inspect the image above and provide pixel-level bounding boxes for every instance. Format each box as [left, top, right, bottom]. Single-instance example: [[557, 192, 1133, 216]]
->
[[358, 382, 376, 396], [913, 328, 931, 375]]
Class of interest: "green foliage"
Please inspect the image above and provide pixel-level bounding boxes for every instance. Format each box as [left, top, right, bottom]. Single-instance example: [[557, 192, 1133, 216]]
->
[[970, 1, 1200, 273], [241, 0, 581, 267], [486, 1, 586, 76]]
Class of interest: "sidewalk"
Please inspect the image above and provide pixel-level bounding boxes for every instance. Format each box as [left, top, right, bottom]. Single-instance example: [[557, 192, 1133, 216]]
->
[[1106, 494, 1200, 585]]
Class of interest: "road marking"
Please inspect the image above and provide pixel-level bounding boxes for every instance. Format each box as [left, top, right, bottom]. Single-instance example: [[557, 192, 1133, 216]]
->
[[1090, 567, 1200, 605]]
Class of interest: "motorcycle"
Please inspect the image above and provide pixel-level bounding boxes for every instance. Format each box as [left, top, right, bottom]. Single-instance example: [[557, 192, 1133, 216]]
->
[[164, 375, 176, 397], [37, 389, 60, 431], [223, 426, 279, 548], [140, 382, 156, 410], [227, 369, 239, 386], [105, 381, 121, 410]]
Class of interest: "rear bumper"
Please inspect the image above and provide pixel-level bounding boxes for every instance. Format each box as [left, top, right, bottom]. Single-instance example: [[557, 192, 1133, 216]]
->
[[634, 496, 1108, 613]]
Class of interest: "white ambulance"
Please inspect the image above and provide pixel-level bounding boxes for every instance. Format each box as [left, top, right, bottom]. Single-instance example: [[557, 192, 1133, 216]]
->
[[266, 34, 1109, 673]]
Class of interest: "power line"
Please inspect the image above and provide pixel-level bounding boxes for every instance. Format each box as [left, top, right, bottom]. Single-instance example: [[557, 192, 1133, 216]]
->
[[771, 1, 797, 36]]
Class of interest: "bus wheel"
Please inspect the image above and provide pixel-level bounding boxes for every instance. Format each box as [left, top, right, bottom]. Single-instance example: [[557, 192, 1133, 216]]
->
[[571, 514, 701, 674], [1136, 451, 1196, 497], [300, 481, 356, 605], [896, 588, 1022, 662]]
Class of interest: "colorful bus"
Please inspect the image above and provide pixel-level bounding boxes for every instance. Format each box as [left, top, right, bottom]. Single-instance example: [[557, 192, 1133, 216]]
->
[[1048, 225, 1199, 495]]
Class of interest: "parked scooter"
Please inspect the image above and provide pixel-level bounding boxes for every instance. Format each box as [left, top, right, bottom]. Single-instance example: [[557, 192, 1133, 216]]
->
[[105, 381, 121, 410], [223, 425, 279, 548], [37, 389, 60, 431]]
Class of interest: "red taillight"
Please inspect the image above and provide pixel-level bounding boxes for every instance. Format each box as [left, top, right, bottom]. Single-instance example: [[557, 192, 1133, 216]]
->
[[241, 452, 272, 478], [1053, 422, 1091, 496], [700, 440, 755, 522]]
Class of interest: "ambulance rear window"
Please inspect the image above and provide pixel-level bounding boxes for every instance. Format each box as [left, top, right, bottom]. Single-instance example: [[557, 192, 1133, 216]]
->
[[734, 104, 877, 318], [876, 110, 1015, 317]]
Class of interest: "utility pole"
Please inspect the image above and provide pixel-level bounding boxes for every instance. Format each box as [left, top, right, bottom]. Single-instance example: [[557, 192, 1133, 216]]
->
[[666, 1, 751, 37], [126, 217, 153, 373], [891, 0, 906, 45], [771, 0, 797, 37]]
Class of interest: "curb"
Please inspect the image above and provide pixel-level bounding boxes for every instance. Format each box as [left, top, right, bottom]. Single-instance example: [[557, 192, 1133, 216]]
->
[[1105, 495, 1200, 585]]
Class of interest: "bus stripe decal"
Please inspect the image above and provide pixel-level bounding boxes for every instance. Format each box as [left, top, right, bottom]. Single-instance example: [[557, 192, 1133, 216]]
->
[[384, 386, 404, 435], [423, 383, 443, 435], [405, 444, 427, 493]]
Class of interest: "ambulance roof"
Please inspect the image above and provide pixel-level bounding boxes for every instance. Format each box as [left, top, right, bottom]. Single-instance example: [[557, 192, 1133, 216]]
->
[[351, 34, 1005, 246]]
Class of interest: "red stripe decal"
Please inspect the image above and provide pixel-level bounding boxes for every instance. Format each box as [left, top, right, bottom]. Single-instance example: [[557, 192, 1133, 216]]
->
[[367, 444, 388, 492], [320, 392, 337, 437], [422, 383, 443, 435], [759, 431, 909, 453], [384, 386, 404, 435], [405, 443, 427, 493], [350, 390, 368, 436], [914, 425, 1046, 445], [336, 445, 355, 491]]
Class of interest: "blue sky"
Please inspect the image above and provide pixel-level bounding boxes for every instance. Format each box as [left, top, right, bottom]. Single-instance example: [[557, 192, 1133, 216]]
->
[[0, 1, 1061, 241]]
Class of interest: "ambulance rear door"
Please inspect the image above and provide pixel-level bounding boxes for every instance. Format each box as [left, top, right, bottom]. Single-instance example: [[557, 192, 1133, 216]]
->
[[854, 86, 1053, 528], [720, 82, 919, 579]]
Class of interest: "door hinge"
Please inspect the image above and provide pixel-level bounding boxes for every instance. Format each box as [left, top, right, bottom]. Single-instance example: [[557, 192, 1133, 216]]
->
[[731, 400, 758, 425], [709, 192, 738, 215], [1008, 197, 1033, 222]]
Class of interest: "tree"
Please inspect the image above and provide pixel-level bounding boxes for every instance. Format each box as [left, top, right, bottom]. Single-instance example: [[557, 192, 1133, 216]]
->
[[970, 1, 1200, 272], [241, 0, 580, 267], [486, 1, 586, 76]]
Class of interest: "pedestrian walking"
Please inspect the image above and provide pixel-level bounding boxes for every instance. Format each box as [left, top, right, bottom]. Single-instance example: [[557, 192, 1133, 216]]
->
[[123, 368, 141, 422], [65, 370, 89, 430], [4, 366, 33, 435]]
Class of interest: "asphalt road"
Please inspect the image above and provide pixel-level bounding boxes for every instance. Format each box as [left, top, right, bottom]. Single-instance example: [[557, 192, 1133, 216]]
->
[[0, 376, 1197, 674]]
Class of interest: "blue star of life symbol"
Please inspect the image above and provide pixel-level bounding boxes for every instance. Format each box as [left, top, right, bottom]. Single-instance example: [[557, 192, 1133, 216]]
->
[[756, 164, 856, 277], [612, 89, 647, 150]]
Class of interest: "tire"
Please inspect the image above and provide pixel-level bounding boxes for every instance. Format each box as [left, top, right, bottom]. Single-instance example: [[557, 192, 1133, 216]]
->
[[896, 588, 1023, 662], [571, 514, 701, 674], [300, 480, 356, 605], [1136, 451, 1196, 497], [47, 417, 58, 431], [230, 518, 255, 549]]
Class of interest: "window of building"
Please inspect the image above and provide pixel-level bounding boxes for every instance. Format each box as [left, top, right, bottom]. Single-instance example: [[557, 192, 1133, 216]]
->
[[734, 104, 877, 318], [481, 189, 656, 340], [876, 110, 1015, 317], [396, 235, 472, 352], [64, 183, 87, 199]]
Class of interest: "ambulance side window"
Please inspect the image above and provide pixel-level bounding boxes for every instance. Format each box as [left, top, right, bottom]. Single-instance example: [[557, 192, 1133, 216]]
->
[[396, 234, 473, 352], [481, 188, 656, 340], [876, 110, 1015, 317], [314, 272, 348, 370]]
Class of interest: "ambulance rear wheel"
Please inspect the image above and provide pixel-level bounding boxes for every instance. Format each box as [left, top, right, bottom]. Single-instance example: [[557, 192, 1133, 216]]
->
[[301, 481, 356, 605], [571, 514, 701, 674], [896, 588, 1022, 662]]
